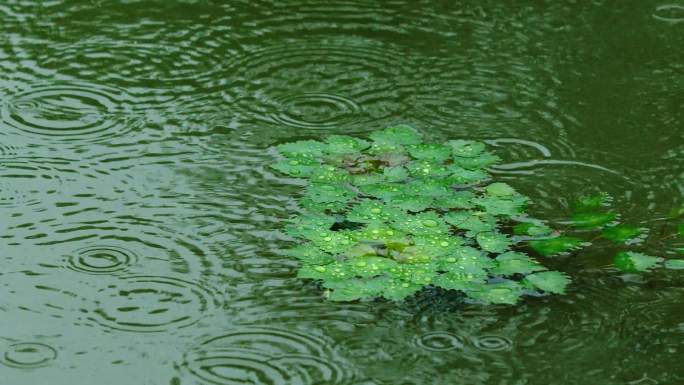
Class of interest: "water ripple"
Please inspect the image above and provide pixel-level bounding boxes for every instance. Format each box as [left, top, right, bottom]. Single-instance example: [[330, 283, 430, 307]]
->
[[414, 331, 465, 352], [0, 81, 141, 142], [0, 157, 72, 208], [219, 39, 413, 134], [89, 275, 221, 333], [653, 4, 684, 24], [65, 245, 137, 275], [270, 93, 361, 130], [471, 335, 512, 352], [180, 327, 353, 385], [1, 342, 57, 369]]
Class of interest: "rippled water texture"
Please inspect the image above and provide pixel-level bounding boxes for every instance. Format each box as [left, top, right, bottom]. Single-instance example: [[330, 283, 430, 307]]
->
[[1, 1, 683, 384]]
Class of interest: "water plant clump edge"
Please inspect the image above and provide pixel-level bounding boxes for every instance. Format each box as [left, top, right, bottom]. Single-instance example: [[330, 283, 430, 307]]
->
[[271, 126, 576, 305]]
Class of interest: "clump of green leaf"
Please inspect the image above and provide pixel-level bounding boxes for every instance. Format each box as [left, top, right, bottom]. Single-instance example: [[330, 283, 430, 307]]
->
[[272, 126, 571, 305]]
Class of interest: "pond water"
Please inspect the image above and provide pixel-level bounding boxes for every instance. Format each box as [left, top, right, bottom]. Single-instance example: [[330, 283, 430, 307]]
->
[[1, 1, 683, 384]]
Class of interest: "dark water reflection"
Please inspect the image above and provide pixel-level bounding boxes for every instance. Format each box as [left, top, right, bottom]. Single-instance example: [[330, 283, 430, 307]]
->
[[0, 1, 682, 384]]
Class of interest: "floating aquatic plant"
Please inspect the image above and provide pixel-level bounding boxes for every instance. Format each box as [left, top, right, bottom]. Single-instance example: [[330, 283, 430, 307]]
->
[[272, 126, 573, 304]]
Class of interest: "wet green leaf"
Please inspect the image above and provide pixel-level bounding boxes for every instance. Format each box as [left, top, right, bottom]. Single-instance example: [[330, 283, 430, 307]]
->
[[476, 232, 512, 253], [407, 143, 452, 162], [392, 212, 450, 235], [407, 160, 451, 178], [310, 165, 349, 184], [473, 195, 527, 217], [380, 279, 423, 301], [467, 280, 524, 305], [347, 200, 406, 223], [304, 183, 355, 204], [513, 222, 553, 237], [324, 135, 369, 154], [402, 179, 450, 198], [276, 140, 327, 158], [271, 157, 322, 177], [664, 259, 684, 270], [300, 198, 348, 213], [614, 251, 663, 272], [391, 194, 433, 212], [573, 192, 612, 212], [529, 236, 583, 256], [491, 251, 545, 276], [382, 166, 409, 182], [448, 140, 486, 158], [570, 211, 616, 229], [486, 182, 516, 197], [433, 191, 475, 209], [444, 211, 497, 236], [369, 125, 423, 145], [524, 271, 570, 294], [285, 214, 337, 237], [350, 173, 384, 186], [359, 183, 404, 200], [343, 256, 398, 278], [283, 244, 335, 265], [433, 271, 486, 291], [601, 225, 643, 243], [678, 224, 684, 237], [351, 223, 407, 244], [275, 127, 570, 303], [446, 166, 489, 185], [454, 152, 500, 170], [300, 229, 356, 254]]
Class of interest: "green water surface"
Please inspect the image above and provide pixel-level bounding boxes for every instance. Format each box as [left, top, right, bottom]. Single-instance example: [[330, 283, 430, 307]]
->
[[1, 1, 683, 384]]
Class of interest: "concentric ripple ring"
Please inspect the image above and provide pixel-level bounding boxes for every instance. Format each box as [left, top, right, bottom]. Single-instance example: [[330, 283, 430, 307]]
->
[[1, 342, 57, 369], [1, 81, 140, 142]]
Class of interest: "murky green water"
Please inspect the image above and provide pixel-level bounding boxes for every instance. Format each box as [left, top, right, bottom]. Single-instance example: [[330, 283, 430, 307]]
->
[[1, 1, 683, 384]]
